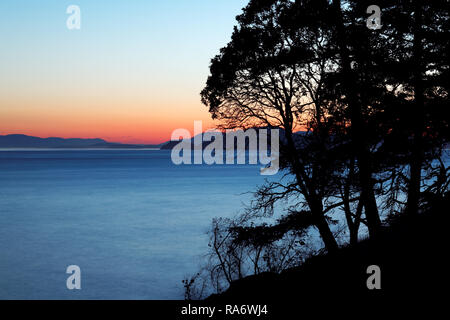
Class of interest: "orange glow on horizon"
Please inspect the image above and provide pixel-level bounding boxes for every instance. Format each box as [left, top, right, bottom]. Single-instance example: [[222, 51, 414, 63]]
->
[[0, 0, 250, 146], [0, 97, 217, 144], [0, 117, 218, 145]]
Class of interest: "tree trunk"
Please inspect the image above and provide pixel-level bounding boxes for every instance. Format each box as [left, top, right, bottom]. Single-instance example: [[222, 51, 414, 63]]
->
[[343, 180, 363, 245], [284, 126, 338, 252], [358, 152, 382, 234], [311, 198, 339, 253], [407, 0, 424, 216], [332, 0, 381, 236]]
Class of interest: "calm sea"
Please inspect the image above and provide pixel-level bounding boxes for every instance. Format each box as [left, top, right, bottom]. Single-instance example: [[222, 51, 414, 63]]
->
[[0, 150, 271, 299]]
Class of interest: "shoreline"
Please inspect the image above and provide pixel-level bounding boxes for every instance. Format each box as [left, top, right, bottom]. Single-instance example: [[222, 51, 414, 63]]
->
[[0, 148, 162, 151]]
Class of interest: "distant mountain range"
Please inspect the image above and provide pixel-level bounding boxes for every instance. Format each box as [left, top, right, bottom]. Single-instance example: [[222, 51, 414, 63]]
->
[[160, 128, 289, 150], [0, 129, 302, 149], [0, 134, 162, 149]]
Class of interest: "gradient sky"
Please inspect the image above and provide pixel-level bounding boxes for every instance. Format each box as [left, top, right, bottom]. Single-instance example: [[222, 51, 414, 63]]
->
[[0, 0, 246, 144]]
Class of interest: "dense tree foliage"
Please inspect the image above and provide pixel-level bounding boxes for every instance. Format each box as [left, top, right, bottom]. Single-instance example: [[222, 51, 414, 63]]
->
[[188, 0, 449, 299]]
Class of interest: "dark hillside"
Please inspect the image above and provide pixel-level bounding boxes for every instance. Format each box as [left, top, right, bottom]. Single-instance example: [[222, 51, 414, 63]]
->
[[207, 193, 449, 309]]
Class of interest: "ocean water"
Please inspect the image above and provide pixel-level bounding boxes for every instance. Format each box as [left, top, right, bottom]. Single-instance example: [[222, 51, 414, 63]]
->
[[0, 150, 273, 299]]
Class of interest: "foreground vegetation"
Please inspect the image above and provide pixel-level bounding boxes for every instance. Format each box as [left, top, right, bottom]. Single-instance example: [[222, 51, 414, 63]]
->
[[184, 0, 449, 299]]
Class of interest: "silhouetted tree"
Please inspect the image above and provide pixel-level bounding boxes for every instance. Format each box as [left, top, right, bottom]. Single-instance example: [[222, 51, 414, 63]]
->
[[201, 0, 346, 252], [191, 0, 449, 298], [341, 0, 450, 216]]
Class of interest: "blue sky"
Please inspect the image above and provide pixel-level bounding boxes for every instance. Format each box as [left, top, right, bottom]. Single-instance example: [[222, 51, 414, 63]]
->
[[0, 0, 247, 143]]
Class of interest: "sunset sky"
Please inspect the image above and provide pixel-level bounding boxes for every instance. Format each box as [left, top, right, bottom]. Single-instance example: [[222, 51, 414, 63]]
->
[[0, 0, 246, 144]]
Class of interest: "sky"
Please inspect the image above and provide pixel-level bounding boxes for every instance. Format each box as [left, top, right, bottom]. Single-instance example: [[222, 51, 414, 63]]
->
[[0, 0, 247, 144]]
